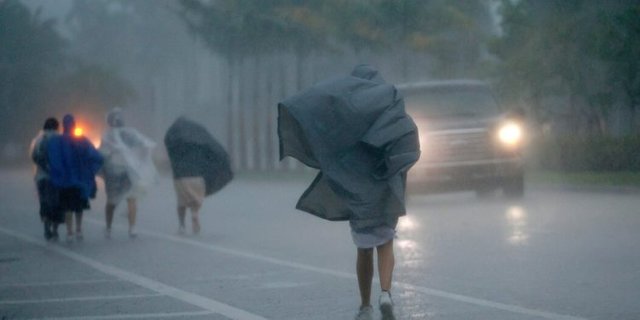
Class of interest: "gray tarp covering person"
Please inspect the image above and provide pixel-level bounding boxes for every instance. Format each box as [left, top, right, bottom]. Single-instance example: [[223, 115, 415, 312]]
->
[[278, 64, 420, 320], [164, 117, 233, 234], [278, 64, 420, 228]]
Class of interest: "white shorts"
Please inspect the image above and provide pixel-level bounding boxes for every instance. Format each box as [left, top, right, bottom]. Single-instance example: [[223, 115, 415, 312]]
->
[[351, 226, 396, 249]]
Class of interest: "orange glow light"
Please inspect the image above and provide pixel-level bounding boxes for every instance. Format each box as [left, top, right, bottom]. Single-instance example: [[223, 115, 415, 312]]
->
[[74, 127, 84, 137]]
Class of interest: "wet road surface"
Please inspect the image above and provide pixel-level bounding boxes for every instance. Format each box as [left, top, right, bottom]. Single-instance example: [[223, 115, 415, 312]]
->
[[1, 169, 639, 319]]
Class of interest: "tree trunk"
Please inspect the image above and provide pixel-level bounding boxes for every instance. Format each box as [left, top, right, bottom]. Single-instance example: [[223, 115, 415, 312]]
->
[[237, 57, 247, 171], [226, 58, 236, 170], [265, 54, 275, 171], [252, 55, 262, 171]]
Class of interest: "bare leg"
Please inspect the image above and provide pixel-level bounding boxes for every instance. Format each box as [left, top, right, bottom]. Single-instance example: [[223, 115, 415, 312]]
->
[[74, 211, 83, 234], [105, 203, 116, 230], [356, 248, 374, 307], [191, 205, 201, 234], [51, 222, 59, 241], [177, 206, 187, 232], [127, 198, 137, 235], [43, 218, 52, 240], [376, 240, 395, 291], [65, 212, 73, 236]]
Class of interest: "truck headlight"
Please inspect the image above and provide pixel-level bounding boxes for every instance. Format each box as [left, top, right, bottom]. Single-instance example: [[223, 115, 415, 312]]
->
[[498, 122, 522, 146]]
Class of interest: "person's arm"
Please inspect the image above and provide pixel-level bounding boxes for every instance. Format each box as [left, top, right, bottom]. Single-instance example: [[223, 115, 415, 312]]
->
[[83, 138, 104, 175], [31, 136, 49, 171]]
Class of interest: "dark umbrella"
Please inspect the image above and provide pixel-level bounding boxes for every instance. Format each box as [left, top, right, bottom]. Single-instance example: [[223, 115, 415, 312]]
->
[[164, 117, 233, 196], [277, 65, 421, 231]]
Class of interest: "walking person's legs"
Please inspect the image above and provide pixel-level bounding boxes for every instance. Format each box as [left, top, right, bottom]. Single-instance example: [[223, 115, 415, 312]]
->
[[357, 248, 374, 307], [74, 211, 83, 240], [105, 203, 116, 238], [177, 205, 187, 234], [51, 221, 59, 241], [43, 218, 52, 240], [376, 240, 394, 291], [127, 198, 137, 237], [191, 205, 201, 235], [376, 240, 395, 319], [64, 211, 75, 243], [355, 248, 374, 319]]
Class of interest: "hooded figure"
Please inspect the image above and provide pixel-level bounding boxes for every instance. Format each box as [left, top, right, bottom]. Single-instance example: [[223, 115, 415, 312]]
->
[[47, 114, 103, 200], [99, 108, 158, 203], [278, 64, 421, 231], [99, 108, 158, 238]]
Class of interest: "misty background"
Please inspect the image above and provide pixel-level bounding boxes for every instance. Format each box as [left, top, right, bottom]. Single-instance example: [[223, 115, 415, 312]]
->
[[2, 0, 639, 172]]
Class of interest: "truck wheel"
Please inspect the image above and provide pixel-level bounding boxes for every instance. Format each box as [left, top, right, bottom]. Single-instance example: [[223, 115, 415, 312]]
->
[[503, 175, 524, 198]]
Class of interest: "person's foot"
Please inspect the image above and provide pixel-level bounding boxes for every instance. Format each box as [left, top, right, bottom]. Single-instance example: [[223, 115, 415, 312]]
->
[[379, 291, 394, 319], [128, 231, 138, 239], [65, 234, 74, 243], [354, 305, 373, 320], [104, 228, 111, 239], [44, 229, 52, 241], [177, 226, 186, 236], [50, 232, 59, 242], [75, 232, 83, 241], [44, 223, 52, 240]]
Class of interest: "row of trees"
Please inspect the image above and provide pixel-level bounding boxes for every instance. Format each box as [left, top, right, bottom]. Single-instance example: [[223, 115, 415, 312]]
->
[[492, 0, 640, 135], [0, 0, 136, 162], [2, 0, 639, 168], [177, 0, 496, 169], [1, 0, 65, 156], [179, 0, 494, 82]]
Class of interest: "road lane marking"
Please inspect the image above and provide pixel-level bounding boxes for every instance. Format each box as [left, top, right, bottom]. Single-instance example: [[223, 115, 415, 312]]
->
[[0, 294, 162, 305], [31, 311, 215, 319], [0, 226, 268, 320], [110, 223, 589, 320], [0, 279, 121, 288]]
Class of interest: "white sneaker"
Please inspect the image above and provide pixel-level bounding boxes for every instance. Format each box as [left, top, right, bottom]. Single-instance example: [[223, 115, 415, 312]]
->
[[128, 228, 137, 239], [379, 291, 394, 318], [354, 305, 373, 320], [104, 228, 111, 239]]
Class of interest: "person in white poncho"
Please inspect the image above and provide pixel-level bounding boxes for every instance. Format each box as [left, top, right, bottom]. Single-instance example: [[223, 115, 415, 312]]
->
[[99, 108, 158, 238]]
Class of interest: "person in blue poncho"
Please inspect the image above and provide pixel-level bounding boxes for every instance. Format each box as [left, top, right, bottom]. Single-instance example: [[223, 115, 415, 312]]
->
[[47, 114, 103, 242]]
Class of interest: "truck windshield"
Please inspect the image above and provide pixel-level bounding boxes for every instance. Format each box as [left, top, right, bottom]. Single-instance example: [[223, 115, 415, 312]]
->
[[404, 86, 500, 118]]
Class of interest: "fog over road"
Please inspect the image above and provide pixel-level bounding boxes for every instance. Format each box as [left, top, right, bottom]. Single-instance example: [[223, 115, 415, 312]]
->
[[1, 169, 639, 320]]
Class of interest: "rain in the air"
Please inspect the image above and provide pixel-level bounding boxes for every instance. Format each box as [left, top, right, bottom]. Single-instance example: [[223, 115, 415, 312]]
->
[[1, 1, 639, 319]]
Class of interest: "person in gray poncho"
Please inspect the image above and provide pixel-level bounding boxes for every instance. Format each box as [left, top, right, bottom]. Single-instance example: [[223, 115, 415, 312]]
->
[[278, 65, 420, 319]]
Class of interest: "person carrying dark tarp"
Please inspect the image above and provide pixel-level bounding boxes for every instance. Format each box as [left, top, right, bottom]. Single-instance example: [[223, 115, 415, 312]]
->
[[164, 117, 233, 235], [278, 64, 420, 320]]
